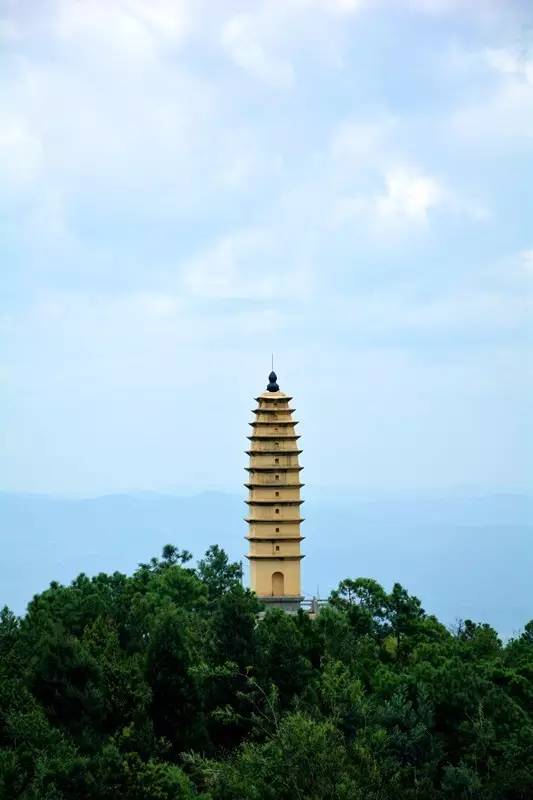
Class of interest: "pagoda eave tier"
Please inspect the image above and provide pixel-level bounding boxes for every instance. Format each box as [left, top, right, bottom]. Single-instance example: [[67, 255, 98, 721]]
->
[[248, 434, 300, 440], [244, 482, 305, 489], [246, 535, 305, 542], [252, 408, 295, 415], [245, 499, 304, 506], [249, 421, 299, 427], [246, 554, 305, 561], [245, 517, 305, 524], [254, 395, 293, 402], [246, 449, 303, 456], [245, 465, 303, 472]]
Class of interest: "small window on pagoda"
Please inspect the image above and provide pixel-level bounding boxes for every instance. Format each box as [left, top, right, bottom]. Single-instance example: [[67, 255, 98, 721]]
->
[[275, 441, 279, 447], [275, 491, 279, 497], [275, 545, 280, 551], [275, 458, 279, 464], [275, 508, 280, 514], [275, 474, 279, 480], [276, 527, 280, 532]]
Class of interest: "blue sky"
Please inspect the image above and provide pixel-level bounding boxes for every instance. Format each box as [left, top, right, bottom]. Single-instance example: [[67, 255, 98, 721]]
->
[[0, 0, 532, 495]]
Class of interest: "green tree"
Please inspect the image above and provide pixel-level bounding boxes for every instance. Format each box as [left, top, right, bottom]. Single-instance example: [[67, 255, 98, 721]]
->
[[385, 583, 425, 660], [197, 546, 243, 603], [3, 547, 533, 800], [201, 712, 359, 800], [329, 578, 388, 639], [146, 607, 206, 756], [255, 610, 314, 708]]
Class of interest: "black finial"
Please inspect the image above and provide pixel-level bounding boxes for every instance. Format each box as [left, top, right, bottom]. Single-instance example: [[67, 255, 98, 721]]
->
[[267, 370, 279, 392]]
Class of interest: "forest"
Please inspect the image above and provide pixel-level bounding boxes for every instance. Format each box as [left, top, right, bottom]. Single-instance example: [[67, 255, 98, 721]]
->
[[1, 544, 533, 800]]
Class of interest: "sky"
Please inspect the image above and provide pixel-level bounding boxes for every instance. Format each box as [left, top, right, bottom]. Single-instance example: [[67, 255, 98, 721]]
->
[[1, 0, 532, 497]]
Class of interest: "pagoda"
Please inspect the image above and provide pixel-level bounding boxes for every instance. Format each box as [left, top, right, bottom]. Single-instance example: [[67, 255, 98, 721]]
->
[[245, 370, 304, 613]]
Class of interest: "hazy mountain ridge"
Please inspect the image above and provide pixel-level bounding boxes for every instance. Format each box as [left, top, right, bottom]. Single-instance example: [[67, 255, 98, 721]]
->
[[1, 490, 532, 636]]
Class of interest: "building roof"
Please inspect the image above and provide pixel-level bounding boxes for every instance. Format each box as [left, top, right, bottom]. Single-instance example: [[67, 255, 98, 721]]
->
[[246, 554, 305, 561], [255, 392, 293, 402], [252, 407, 295, 414], [245, 465, 303, 472], [246, 518, 303, 524], [249, 420, 299, 427], [244, 482, 305, 489]]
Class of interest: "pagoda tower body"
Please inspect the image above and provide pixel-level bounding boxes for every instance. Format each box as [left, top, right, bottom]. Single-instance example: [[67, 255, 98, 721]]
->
[[245, 371, 304, 613]]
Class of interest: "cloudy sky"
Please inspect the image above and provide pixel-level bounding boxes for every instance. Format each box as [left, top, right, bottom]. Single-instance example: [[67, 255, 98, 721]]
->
[[1, 0, 532, 496]]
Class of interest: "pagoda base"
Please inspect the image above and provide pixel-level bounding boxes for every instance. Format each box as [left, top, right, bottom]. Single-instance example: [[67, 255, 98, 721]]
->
[[256, 595, 303, 614]]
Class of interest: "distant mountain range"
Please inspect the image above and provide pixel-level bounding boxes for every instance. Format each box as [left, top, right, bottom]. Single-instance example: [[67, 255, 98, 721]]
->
[[1, 490, 532, 637]]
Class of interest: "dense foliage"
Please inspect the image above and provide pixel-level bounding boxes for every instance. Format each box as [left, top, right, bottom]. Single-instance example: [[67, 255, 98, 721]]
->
[[1, 544, 533, 799]]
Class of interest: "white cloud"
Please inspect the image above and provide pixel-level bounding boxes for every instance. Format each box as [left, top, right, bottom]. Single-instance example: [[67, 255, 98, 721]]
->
[[11, 58, 211, 184], [406, 0, 462, 12], [54, 0, 192, 60], [181, 228, 310, 300], [331, 119, 395, 167], [484, 47, 518, 74], [404, 0, 505, 14], [0, 17, 20, 42], [219, 0, 370, 88], [1, 0, 531, 498], [331, 164, 448, 232], [451, 45, 533, 146], [221, 12, 295, 88], [217, 145, 284, 189], [300, 0, 365, 12], [484, 249, 533, 292], [375, 167, 443, 224], [518, 250, 533, 276], [333, 285, 532, 337], [0, 7, 217, 253], [484, 47, 533, 83], [328, 119, 486, 231], [453, 88, 533, 145], [0, 115, 43, 189], [182, 229, 271, 299], [327, 242, 533, 339]]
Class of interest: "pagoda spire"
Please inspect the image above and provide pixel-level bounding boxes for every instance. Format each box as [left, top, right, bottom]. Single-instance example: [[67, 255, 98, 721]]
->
[[267, 370, 279, 392], [245, 371, 304, 613]]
